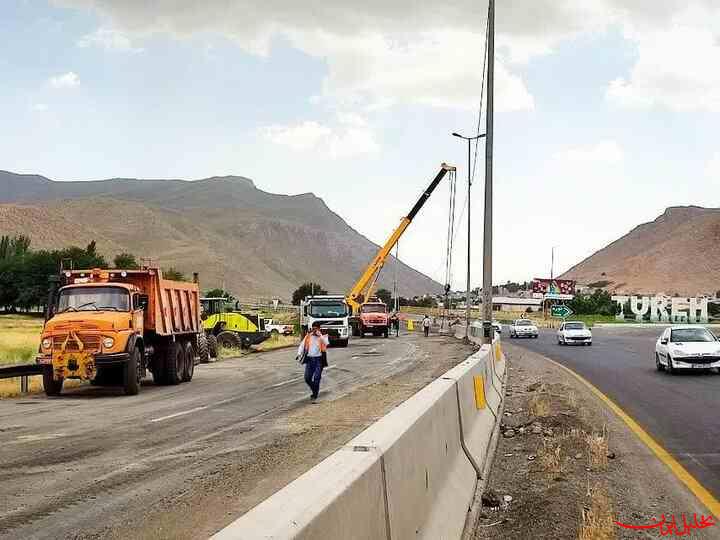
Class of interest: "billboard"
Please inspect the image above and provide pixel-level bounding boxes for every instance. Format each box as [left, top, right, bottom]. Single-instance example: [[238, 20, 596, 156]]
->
[[532, 278, 576, 299]]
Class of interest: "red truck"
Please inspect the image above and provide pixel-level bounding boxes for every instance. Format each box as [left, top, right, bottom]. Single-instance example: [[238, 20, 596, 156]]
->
[[358, 301, 390, 338]]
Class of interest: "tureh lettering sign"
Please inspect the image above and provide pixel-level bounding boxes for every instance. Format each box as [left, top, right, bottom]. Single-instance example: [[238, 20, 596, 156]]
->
[[611, 295, 709, 324]]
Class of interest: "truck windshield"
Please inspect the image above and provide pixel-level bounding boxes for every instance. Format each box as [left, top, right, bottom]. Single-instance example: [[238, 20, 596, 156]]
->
[[361, 303, 387, 314], [58, 287, 130, 312], [309, 303, 348, 317]]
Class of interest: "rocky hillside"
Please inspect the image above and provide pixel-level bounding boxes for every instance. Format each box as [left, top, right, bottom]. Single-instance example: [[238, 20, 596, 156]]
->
[[0, 170, 442, 300], [561, 206, 720, 296]]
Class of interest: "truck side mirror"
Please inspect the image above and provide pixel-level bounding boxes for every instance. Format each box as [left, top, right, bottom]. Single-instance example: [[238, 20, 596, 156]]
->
[[138, 294, 149, 310]]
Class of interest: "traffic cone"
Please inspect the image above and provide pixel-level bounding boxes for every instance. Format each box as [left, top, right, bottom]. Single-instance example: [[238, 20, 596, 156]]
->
[[407, 319, 414, 331]]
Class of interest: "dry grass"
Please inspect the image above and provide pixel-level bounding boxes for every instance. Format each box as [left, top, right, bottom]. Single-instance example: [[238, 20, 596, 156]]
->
[[586, 426, 609, 470], [529, 390, 552, 418], [0, 315, 43, 366], [538, 438, 565, 474], [579, 484, 615, 540], [254, 334, 299, 352]]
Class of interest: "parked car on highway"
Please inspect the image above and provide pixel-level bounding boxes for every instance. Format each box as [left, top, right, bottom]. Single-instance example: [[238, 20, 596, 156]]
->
[[655, 325, 720, 374], [492, 320, 502, 334], [264, 318, 294, 336], [509, 319, 538, 338], [557, 321, 592, 346]]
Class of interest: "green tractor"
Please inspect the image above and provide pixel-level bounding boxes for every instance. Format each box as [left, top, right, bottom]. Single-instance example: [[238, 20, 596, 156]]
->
[[200, 297, 269, 356]]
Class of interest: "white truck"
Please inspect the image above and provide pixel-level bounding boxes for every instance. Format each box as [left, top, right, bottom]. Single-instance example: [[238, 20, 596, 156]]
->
[[300, 295, 350, 347]]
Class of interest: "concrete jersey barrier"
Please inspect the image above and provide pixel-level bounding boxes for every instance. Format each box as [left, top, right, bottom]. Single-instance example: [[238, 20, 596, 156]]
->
[[213, 337, 506, 540]]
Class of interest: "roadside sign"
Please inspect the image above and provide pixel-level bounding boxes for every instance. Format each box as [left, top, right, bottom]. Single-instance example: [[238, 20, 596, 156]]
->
[[551, 305, 573, 319]]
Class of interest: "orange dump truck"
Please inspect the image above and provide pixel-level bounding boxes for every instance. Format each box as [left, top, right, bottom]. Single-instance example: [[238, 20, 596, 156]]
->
[[36, 267, 202, 396]]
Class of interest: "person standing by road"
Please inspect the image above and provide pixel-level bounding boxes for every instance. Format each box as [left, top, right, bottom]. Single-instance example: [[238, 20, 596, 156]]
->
[[422, 314, 431, 337], [297, 321, 329, 403], [390, 312, 399, 337]]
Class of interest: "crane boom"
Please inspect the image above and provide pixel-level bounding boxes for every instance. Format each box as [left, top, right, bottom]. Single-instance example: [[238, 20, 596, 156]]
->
[[346, 163, 456, 313]]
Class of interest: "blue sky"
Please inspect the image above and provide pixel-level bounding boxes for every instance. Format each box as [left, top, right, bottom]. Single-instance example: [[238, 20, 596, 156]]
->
[[2, 1, 719, 289]]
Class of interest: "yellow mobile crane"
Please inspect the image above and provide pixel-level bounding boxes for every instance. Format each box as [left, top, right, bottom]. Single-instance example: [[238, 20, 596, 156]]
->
[[346, 163, 456, 336]]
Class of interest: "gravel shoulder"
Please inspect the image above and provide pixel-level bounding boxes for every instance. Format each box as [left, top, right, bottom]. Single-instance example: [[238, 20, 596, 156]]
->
[[473, 342, 719, 540]]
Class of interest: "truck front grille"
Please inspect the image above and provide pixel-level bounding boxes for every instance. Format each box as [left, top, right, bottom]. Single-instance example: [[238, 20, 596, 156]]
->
[[53, 333, 101, 352]]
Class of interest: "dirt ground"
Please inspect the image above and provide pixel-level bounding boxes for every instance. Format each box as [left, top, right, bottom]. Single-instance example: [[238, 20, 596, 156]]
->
[[121, 335, 477, 539], [473, 343, 719, 540]]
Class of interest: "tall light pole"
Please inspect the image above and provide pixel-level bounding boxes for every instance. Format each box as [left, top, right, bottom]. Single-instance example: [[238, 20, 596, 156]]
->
[[452, 131, 486, 339], [482, 0, 495, 344]]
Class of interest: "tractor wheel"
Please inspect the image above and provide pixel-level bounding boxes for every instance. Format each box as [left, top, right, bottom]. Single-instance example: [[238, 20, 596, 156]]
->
[[165, 341, 183, 385], [217, 331, 242, 350], [42, 367, 63, 396], [123, 346, 141, 395], [197, 332, 210, 364], [182, 341, 195, 382], [207, 334, 218, 359]]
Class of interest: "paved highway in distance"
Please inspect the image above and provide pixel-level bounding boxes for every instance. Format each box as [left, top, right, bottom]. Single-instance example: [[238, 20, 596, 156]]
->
[[507, 326, 720, 501]]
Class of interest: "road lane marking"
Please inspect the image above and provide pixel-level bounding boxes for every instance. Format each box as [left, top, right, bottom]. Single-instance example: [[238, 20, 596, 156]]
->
[[543, 356, 720, 518], [150, 406, 207, 423], [150, 365, 339, 422]]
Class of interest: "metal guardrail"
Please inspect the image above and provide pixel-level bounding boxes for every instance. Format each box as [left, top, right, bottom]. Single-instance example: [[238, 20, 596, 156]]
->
[[0, 363, 43, 394]]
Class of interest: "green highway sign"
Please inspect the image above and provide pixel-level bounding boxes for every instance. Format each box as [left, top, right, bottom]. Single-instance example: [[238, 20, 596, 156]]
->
[[551, 305, 573, 319]]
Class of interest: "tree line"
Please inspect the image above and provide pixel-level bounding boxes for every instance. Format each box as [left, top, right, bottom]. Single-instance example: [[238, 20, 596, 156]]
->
[[0, 235, 185, 313]]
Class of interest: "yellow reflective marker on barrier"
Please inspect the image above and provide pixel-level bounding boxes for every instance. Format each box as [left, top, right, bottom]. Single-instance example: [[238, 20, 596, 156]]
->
[[473, 375, 486, 409], [407, 319, 414, 331], [494, 342, 503, 362]]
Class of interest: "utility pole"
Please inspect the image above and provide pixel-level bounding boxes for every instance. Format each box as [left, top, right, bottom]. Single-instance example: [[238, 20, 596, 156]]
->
[[551, 246, 555, 280], [482, 0, 495, 344], [452, 131, 486, 339]]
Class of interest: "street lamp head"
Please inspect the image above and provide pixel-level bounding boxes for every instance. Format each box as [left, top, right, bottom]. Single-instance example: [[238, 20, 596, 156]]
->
[[452, 132, 463, 138]]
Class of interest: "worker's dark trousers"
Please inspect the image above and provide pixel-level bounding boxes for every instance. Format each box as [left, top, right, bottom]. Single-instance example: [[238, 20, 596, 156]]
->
[[424, 326, 429, 337], [304, 356, 324, 398]]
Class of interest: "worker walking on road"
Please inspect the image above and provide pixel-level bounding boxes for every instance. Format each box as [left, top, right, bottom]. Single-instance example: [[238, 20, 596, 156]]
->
[[422, 314, 431, 337], [297, 321, 329, 403]]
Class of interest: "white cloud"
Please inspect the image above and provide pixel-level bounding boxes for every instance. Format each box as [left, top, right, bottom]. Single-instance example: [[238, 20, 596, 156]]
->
[[261, 114, 379, 159], [52, 1, 720, 114], [552, 140, 624, 165], [77, 27, 143, 53], [49, 71, 80, 89]]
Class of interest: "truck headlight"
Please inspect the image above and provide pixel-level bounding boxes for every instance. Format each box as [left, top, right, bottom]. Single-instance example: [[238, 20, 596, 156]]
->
[[42, 337, 52, 350], [103, 337, 115, 349]]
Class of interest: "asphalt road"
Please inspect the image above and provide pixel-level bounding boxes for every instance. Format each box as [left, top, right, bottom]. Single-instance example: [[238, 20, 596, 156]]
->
[[506, 326, 720, 501], [0, 333, 432, 540]]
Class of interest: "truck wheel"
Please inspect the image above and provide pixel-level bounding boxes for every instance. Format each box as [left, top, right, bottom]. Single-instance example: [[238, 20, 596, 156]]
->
[[165, 341, 183, 385], [182, 341, 195, 382], [217, 331, 242, 350], [197, 332, 210, 364], [123, 347, 141, 396], [339, 339, 349, 348], [207, 334, 218, 359], [42, 367, 63, 396]]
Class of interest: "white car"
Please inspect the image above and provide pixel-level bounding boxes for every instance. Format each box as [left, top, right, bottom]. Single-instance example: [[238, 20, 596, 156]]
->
[[557, 321, 592, 346], [509, 319, 538, 338], [492, 320, 502, 334], [655, 325, 720, 374]]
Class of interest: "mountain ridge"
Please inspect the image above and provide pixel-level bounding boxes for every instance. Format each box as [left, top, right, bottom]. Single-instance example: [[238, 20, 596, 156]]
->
[[560, 205, 720, 296], [0, 170, 442, 299]]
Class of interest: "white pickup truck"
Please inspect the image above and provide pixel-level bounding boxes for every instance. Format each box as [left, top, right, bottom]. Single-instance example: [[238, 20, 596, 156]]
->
[[264, 319, 294, 336]]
